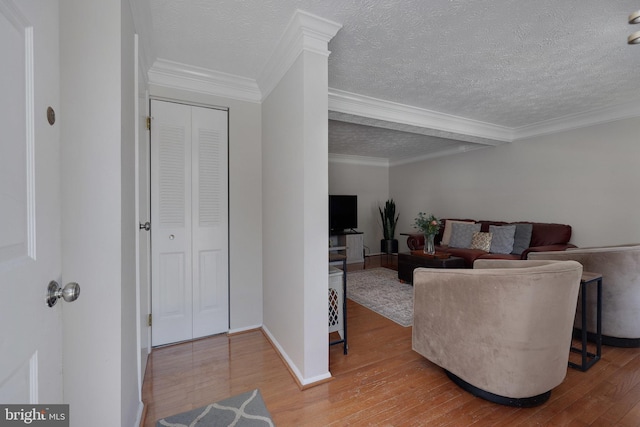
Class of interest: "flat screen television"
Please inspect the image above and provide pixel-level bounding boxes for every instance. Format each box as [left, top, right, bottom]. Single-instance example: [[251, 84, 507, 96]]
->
[[329, 195, 357, 233]]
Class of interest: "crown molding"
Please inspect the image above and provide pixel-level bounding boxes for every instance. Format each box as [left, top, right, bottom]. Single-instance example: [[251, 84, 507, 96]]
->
[[329, 153, 389, 167], [513, 100, 640, 140], [145, 10, 342, 104], [389, 144, 489, 167], [329, 89, 513, 144], [329, 145, 490, 167], [329, 88, 640, 145], [148, 58, 261, 103], [258, 9, 342, 101], [144, 58, 640, 148]]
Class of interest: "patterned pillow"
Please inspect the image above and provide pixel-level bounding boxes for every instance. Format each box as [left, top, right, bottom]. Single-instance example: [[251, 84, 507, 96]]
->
[[489, 225, 516, 254], [449, 222, 481, 248], [470, 232, 492, 252]]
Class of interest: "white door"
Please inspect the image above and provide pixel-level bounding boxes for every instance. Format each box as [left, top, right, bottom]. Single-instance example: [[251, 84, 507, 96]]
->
[[150, 100, 229, 346], [0, 0, 64, 403]]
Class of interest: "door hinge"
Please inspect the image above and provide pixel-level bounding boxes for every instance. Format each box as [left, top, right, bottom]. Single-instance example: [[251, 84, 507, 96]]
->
[[146, 116, 151, 130], [147, 314, 152, 327]]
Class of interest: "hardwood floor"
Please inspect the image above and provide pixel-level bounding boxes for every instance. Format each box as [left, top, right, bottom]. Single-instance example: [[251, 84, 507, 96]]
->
[[142, 255, 640, 426]]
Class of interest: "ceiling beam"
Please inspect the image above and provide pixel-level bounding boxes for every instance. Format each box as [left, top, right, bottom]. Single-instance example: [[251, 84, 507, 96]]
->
[[329, 89, 513, 145]]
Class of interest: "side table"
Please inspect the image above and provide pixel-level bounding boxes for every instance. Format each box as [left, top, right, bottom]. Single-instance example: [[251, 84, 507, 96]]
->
[[328, 252, 348, 354], [569, 271, 602, 371]]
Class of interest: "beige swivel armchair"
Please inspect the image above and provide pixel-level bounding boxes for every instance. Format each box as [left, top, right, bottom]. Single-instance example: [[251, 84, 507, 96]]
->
[[412, 259, 582, 407], [529, 245, 640, 347]]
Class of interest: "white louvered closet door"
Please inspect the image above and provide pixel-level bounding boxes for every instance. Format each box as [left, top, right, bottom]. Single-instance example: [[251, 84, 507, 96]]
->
[[150, 100, 228, 346], [191, 106, 229, 339]]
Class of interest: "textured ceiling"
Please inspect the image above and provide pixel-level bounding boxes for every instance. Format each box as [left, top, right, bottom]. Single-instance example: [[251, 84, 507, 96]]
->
[[148, 0, 640, 160], [328, 119, 474, 164]]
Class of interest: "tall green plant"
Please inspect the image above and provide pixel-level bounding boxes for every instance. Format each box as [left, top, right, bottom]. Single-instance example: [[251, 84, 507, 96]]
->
[[379, 199, 399, 240]]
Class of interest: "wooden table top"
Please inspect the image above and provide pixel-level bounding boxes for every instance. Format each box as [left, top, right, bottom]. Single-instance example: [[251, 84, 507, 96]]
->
[[329, 253, 347, 262], [581, 271, 602, 284]]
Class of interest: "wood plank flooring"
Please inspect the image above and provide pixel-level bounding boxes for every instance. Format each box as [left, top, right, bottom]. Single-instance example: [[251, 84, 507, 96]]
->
[[141, 255, 640, 426]]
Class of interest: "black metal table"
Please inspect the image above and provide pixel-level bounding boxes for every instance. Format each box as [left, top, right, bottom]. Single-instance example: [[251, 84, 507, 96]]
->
[[329, 253, 348, 354], [569, 271, 602, 371]]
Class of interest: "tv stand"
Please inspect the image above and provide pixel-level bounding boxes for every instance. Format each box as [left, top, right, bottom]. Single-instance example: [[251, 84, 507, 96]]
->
[[329, 231, 364, 264]]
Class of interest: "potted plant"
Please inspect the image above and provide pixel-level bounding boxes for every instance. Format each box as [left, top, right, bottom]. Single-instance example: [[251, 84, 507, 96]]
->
[[379, 199, 399, 254]]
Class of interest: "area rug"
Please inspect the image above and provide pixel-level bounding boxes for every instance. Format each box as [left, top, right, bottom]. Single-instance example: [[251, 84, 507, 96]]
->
[[157, 389, 274, 427], [347, 267, 413, 327]]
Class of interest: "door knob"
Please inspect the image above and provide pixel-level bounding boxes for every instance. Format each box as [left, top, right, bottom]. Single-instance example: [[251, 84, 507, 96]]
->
[[139, 221, 151, 231], [47, 281, 80, 307]]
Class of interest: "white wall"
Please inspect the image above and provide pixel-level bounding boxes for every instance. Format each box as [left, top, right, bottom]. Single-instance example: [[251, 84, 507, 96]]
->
[[301, 50, 331, 382], [390, 117, 640, 251], [148, 85, 264, 332], [328, 160, 390, 255], [262, 49, 331, 384], [262, 57, 305, 377], [60, 0, 137, 425], [120, 1, 140, 425]]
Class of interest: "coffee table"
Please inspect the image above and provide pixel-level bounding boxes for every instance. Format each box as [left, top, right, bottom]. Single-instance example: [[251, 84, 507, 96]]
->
[[398, 251, 466, 284]]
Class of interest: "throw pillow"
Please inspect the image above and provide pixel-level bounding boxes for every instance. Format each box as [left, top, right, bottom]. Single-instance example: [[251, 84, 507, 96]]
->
[[441, 220, 475, 246], [511, 223, 533, 255], [489, 225, 516, 254], [470, 231, 492, 252], [449, 222, 481, 248]]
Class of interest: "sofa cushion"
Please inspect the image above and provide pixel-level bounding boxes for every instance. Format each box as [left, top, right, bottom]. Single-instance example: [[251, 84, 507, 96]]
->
[[470, 232, 492, 251], [511, 223, 533, 255], [441, 220, 475, 246], [449, 222, 481, 248], [436, 246, 488, 267], [529, 223, 572, 246], [489, 225, 516, 254]]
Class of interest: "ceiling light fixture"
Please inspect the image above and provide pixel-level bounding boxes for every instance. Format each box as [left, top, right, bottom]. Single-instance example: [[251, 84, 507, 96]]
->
[[629, 10, 640, 44]]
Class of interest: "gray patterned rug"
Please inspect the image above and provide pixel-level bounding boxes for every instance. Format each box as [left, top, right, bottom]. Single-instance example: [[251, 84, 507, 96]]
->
[[347, 267, 413, 327], [157, 389, 274, 426]]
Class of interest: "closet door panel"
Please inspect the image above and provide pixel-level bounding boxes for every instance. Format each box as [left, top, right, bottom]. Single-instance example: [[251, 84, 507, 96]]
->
[[151, 100, 193, 346], [191, 106, 229, 337]]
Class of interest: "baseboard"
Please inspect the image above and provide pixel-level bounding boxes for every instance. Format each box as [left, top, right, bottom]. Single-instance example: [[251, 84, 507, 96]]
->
[[136, 401, 146, 427], [260, 326, 332, 390], [228, 324, 263, 336]]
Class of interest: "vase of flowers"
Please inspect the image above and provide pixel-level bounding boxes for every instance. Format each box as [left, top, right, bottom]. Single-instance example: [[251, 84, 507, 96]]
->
[[414, 212, 440, 255]]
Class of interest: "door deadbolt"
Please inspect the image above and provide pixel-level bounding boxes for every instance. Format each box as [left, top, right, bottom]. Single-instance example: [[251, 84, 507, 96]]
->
[[47, 281, 80, 307]]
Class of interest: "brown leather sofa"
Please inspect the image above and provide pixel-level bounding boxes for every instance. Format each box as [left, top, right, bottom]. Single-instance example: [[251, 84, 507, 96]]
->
[[406, 219, 576, 267]]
